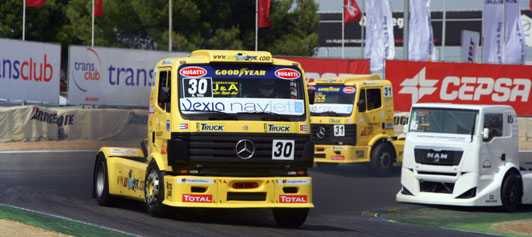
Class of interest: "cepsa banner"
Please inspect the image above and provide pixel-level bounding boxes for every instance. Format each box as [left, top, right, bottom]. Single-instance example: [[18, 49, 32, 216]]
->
[[68, 46, 188, 106], [386, 60, 532, 115], [0, 39, 60, 103], [277, 57, 370, 84]]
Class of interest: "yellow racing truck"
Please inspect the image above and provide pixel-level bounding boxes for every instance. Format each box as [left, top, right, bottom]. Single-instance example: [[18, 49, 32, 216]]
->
[[308, 75, 404, 175], [92, 50, 315, 227]]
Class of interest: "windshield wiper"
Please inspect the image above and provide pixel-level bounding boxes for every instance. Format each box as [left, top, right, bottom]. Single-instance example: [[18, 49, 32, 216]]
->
[[236, 112, 292, 121]]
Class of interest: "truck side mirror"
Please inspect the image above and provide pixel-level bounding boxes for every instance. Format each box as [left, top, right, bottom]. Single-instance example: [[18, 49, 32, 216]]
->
[[307, 89, 315, 105], [482, 128, 490, 140], [158, 87, 170, 103], [358, 100, 366, 112]]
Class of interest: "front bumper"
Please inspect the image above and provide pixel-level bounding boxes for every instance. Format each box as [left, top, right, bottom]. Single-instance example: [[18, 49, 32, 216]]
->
[[396, 168, 501, 207], [313, 145, 370, 164], [162, 175, 313, 208]]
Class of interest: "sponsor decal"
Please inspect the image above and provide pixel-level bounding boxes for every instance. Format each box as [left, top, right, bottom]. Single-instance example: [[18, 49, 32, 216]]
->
[[182, 194, 213, 203], [330, 118, 341, 123], [148, 105, 154, 116], [332, 146, 348, 150], [178, 178, 214, 184], [310, 104, 353, 114], [128, 112, 148, 125], [307, 86, 316, 90], [166, 183, 172, 197], [215, 68, 266, 77], [317, 86, 341, 92], [197, 123, 225, 132], [110, 148, 139, 156], [279, 195, 308, 203], [180, 98, 304, 116], [385, 123, 394, 129], [30, 107, 74, 127], [277, 179, 311, 185], [179, 123, 189, 130], [299, 125, 308, 132], [166, 120, 170, 131], [179, 66, 207, 78], [275, 68, 301, 79], [213, 81, 239, 96], [356, 150, 365, 158], [331, 155, 345, 160], [162, 60, 173, 65], [360, 127, 373, 136], [265, 124, 291, 133], [213, 54, 271, 61], [117, 169, 143, 191], [343, 87, 356, 94]]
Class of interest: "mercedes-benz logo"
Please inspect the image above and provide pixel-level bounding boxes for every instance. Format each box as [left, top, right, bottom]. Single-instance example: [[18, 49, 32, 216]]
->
[[235, 139, 255, 159], [316, 127, 326, 139]]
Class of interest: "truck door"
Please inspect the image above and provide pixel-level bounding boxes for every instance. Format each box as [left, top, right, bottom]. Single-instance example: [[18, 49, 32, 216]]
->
[[480, 112, 508, 174], [152, 69, 172, 155], [356, 87, 384, 146]]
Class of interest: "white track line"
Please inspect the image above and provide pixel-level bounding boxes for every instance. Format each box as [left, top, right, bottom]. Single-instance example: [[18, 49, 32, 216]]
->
[[0, 203, 138, 236]]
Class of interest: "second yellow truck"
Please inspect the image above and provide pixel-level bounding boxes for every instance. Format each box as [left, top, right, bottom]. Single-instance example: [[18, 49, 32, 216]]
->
[[309, 75, 404, 175]]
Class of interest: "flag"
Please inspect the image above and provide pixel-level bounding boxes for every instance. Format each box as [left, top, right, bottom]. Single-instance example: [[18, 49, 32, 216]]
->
[[482, 0, 504, 64], [504, 0, 526, 64], [408, 0, 435, 61], [461, 30, 480, 63], [364, 0, 395, 72], [258, 0, 271, 28], [344, 0, 362, 23], [94, 0, 103, 17], [26, 0, 45, 7]]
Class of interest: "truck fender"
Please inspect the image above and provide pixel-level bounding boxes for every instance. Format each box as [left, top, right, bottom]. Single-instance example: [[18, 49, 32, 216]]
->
[[147, 152, 167, 172], [368, 135, 396, 161]]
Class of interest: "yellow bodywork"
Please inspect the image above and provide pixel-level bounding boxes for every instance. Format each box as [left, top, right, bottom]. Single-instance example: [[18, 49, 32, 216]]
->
[[310, 74, 404, 164], [98, 50, 313, 209]]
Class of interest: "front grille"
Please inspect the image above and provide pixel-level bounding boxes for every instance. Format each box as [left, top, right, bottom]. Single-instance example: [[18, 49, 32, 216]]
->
[[170, 132, 311, 163], [420, 181, 454, 193], [417, 171, 457, 176], [414, 148, 463, 166], [311, 124, 356, 145]]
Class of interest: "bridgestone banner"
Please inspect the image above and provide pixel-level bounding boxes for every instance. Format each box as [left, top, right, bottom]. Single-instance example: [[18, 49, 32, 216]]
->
[[276, 57, 370, 84], [386, 60, 532, 115], [0, 106, 147, 142], [68, 46, 188, 106], [0, 39, 60, 104]]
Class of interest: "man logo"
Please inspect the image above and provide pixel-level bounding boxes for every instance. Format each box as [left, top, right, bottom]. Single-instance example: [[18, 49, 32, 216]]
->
[[235, 139, 255, 159]]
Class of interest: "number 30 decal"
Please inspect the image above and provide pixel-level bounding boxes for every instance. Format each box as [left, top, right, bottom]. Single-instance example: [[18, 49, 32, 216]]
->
[[272, 140, 295, 160]]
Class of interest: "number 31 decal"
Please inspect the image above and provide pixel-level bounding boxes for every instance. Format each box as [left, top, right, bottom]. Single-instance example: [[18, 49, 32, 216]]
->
[[272, 140, 295, 160]]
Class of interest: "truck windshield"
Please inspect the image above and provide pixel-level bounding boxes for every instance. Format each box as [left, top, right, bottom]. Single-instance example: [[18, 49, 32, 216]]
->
[[409, 108, 478, 135], [178, 64, 305, 121], [309, 86, 355, 117]]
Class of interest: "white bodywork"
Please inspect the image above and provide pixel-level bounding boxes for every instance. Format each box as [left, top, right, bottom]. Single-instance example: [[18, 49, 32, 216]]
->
[[396, 103, 532, 207]]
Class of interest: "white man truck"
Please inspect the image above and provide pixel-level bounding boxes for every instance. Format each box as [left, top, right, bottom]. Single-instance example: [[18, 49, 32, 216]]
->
[[92, 50, 315, 227], [396, 103, 532, 211]]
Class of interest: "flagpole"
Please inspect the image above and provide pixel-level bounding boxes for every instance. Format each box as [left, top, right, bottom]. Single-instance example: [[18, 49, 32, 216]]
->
[[404, 0, 409, 60], [342, 3, 345, 58], [169, 0, 172, 52], [255, 0, 258, 51], [441, 0, 446, 61], [23, 0, 26, 41], [502, 0, 506, 64], [361, 0, 365, 58], [91, 0, 95, 47]]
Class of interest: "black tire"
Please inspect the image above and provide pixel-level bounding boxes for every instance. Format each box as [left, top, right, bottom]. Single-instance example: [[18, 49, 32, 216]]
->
[[94, 153, 113, 206], [145, 160, 169, 217], [370, 142, 395, 176], [272, 208, 309, 228], [316, 162, 338, 170], [501, 172, 522, 212]]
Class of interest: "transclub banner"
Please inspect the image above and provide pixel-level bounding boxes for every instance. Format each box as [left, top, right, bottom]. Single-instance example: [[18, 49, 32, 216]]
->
[[68, 46, 188, 106], [0, 39, 60, 104], [386, 60, 532, 115], [277, 57, 370, 84]]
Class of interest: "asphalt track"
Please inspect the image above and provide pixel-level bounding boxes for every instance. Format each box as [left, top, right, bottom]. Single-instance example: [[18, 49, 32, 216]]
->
[[0, 151, 485, 236]]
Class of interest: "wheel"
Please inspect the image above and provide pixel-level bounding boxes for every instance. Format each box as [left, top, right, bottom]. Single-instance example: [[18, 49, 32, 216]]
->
[[316, 162, 338, 170], [370, 142, 395, 176], [145, 160, 169, 217], [501, 172, 522, 212], [272, 208, 309, 228], [94, 153, 113, 206]]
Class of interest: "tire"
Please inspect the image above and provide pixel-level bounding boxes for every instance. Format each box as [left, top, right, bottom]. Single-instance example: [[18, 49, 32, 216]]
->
[[145, 160, 169, 217], [94, 153, 113, 206], [316, 162, 338, 170], [370, 142, 395, 176], [501, 172, 522, 212], [272, 208, 309, 228]]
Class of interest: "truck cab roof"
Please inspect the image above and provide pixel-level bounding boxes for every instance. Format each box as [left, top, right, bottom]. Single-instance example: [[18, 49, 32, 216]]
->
[[154, 50, 298, 68], [310, 74, 390, 87]]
